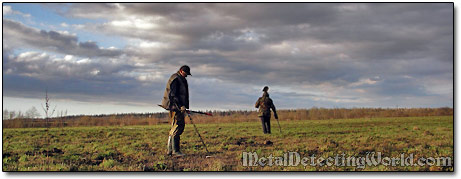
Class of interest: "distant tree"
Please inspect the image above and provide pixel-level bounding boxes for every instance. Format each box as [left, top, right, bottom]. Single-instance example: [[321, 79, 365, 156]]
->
[[8, 111, 16, 120], [16, 111, 24, 119], [3, 109, 9, 120], [25, 107, 41, 119], [57, 109, 68, 118], [41, 90, 56, 119]]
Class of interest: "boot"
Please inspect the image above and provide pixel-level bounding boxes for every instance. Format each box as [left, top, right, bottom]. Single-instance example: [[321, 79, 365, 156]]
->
[[172, 136, 185, 157], [167, 136, 173, 155]]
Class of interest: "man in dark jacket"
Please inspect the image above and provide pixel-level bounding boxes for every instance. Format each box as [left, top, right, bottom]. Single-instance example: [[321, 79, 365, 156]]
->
[[161, 65, 191, 156], [255, 86, 278, 134]]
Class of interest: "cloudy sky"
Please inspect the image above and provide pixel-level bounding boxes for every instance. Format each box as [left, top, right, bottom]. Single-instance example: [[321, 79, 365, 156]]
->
[[2, 3, 453, 116]]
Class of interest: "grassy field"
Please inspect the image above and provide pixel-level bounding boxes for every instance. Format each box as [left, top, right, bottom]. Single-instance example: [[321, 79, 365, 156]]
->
[[2, 116, 453, 171]]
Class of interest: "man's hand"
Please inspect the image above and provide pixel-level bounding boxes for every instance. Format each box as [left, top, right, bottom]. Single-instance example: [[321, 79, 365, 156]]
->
[[274, 113, 279, 119], [180, 106, 187, 114]]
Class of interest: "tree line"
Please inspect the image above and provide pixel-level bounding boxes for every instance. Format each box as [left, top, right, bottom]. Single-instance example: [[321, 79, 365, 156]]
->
[[2, 107, 453, 128], [3, 107, 42, 120]]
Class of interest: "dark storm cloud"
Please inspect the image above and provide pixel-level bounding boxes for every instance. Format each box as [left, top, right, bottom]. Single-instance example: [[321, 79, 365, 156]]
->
[[2, 50, 128, 81], [3, 19, 122, 58], [2, 49, 165, 105], [3, 73, 166, 106]]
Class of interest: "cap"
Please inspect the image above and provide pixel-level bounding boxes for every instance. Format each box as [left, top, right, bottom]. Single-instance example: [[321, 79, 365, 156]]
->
[[262, 86, 269, 92], [180, 65, 191, 76]]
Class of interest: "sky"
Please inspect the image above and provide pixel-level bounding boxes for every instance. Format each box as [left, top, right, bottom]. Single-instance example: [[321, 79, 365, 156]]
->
[[2, 3, 454, 116]]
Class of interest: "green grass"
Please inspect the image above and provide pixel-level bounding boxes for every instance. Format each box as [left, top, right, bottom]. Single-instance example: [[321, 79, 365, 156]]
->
[[2, 116, 453, 171]]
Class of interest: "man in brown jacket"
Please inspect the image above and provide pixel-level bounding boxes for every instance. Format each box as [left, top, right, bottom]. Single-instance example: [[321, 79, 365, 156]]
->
[[161, 65, 191, 156], [255, 86, 278, 134]]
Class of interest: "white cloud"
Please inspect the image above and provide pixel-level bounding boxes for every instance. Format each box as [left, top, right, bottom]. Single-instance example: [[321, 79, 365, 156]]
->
[[16, 51, 48, 62], [349, 77, 380, 87], [72, 24, 85, 29], [57, 30, 74, 36], [3, 5, 31, 18], [91, 69, 100, 75], [64, 55, 73, 61], [76, 58, 91, 64], [109, 16, 158, 30], [139, 41, 168, 48], [3, 5, 13, 15], [336, 4, 369, 12]]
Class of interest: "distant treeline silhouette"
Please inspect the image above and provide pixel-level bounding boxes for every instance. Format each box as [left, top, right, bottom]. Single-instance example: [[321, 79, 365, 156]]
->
[[2, 107, 453, 128]]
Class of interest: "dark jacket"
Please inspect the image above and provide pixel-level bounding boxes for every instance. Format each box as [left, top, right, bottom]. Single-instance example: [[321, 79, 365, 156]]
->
[[161, 72, 189, 110], [255, 92, 277, 117]]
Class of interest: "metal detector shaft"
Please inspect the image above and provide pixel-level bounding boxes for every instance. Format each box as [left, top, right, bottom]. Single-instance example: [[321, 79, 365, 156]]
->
[[157, 105, 213, 116], [187, 113, 210, 153], [158, 104, 212, 156], [275, 117, 282, 133]]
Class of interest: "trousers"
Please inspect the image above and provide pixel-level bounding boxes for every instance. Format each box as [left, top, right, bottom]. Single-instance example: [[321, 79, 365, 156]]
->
[[169, 111, 185, 139], [260, 116, 271, 134]]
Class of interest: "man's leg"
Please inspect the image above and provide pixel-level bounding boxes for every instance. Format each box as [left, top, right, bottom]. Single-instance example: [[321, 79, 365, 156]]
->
[[260, 117, 267, 134], [167, 111, 175, 155], [264, 116, 271, 134], [169, 111, 185, 156]]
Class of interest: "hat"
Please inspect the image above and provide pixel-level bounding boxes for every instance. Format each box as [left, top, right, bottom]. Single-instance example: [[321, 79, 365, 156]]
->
[[262, 86, 269, 92], [180, 65, 192, 76]]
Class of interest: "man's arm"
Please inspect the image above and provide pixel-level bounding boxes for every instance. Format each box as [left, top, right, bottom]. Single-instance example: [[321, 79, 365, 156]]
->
[[270, 99, 278, 119], [169, 78, 187, 113], [169, 78, 180, 110], [255, 98, 261, 108]]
